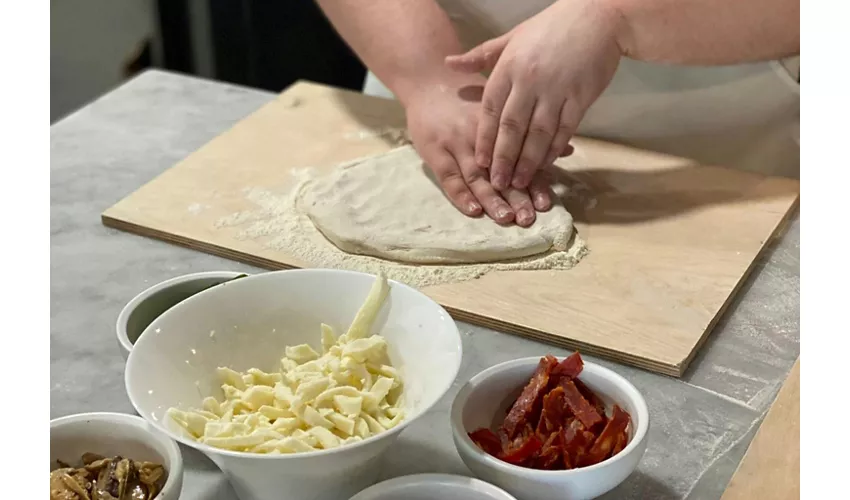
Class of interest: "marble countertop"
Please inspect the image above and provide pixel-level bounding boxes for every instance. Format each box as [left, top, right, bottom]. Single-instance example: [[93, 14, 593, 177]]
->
[[50, 70, 800, 500]]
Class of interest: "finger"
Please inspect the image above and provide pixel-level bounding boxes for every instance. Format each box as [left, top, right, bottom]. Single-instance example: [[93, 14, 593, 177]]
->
[[528, 171, 554, 212], [501, 187, 536, 227], [490, 87, 536, 191], [543, 101, 582, 167], [542, 144, 575, 170], [426, 147, 483, 217], [445, 33, 510, 73], [511, 100, 561, 190], [457, 147, 515, 225], [475, 73, 511, 170]]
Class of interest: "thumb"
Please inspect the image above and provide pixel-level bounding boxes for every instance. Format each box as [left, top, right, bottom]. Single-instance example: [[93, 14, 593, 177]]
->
[[445, 32, 511, 73]]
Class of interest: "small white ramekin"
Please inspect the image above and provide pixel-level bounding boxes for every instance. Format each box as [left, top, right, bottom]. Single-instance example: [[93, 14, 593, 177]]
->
[[50, 412, 184, 500], [116, 271, 247, 359], [451, 356, 649, 500]]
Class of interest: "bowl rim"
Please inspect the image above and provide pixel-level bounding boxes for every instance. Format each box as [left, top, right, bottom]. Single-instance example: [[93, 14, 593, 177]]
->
[[116, 271, 248, 355], [50, 412, 183, 496], [125, 268, 464, 460], [450, 355, 649, 477], [350, 473, 518, 500]]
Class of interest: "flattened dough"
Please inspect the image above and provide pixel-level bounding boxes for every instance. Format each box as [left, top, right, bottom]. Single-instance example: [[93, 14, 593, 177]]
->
[[297, 145, 576, 264]]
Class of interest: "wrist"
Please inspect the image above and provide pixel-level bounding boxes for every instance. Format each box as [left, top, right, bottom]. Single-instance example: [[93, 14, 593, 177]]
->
[[393, 70, 486, 109], [587, 0, 631, 57]]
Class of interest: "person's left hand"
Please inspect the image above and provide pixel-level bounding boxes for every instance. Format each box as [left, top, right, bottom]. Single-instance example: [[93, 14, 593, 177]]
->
[[445, 0, 623, 191]]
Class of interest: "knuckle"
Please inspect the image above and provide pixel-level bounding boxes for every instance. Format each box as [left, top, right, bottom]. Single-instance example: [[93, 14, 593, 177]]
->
[[493, 151, 518, 167], [528, 123, 554, 141], [481, 99, 501, 118], [437, 166, 463, 183], [556, 123, 574, 138], [511, 58, 540, 82], [435, 137, 453, 150], [499, 117, 524, 134], [523, 60, 540, 80], [463, 167, 486, 183]]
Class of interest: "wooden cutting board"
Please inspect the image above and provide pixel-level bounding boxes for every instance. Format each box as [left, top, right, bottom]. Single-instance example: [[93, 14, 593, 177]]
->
[[722, 359, 800, 499], [102, 81, 799, 376]]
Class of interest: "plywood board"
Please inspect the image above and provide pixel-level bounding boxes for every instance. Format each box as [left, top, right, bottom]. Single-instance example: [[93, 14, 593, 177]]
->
[[722, 359, 800, 499], [102, 81, 800, 376]]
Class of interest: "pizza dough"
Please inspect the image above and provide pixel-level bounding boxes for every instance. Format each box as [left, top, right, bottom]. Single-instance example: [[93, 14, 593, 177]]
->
[[297, 145, 577, 265]]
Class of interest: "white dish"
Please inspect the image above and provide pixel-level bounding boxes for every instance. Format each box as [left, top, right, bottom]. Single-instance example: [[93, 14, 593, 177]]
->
[[350, 473, 518, 500], [116, 271, 247, 359], [50, 412, 183, 500], [451, 356, 649, 500], [125, 269, 463, 500]]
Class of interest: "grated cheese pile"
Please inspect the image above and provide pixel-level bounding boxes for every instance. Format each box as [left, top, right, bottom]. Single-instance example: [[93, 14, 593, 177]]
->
[[167, 274, 404, 454]]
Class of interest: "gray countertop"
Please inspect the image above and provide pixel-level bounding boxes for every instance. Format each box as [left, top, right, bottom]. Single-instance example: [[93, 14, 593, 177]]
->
[[50, 70, 800, 500]]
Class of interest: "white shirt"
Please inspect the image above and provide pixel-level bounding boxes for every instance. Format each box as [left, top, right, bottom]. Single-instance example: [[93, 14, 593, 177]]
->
[[363, 0, 800, 179]]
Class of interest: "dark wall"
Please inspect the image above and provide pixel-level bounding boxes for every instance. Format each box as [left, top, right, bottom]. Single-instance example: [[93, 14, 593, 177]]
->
[[156, 0, 366, 92]]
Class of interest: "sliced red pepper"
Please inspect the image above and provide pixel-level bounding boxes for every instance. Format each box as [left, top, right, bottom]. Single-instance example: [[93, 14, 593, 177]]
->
[[610, 429, 629, 457], [560, 425, 595, 469], [468, 428, 502, 457], [498, 425, 544, 466], [559, 379, 603, 430], [574, 378, 607, 419], [536, 386, 568, 437], [503, 355, 558, 439], [552, 352, 584, 380], [579, 405, 631, 467], [533, 431, 563, 469]]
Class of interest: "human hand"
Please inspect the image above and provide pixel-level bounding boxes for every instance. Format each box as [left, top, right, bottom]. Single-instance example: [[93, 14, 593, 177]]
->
[[445, 0, 622, 191], [404, 75, 555, 227]]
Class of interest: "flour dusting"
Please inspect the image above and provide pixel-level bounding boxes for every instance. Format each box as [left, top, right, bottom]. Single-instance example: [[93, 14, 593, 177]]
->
[[216, 169, 587, 288]]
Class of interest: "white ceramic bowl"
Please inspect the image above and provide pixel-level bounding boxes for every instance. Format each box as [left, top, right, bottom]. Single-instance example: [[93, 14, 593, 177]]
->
[[350, 473, 518, 500], [125, 269, 463, 500], [451, 356, 649, 500], [50, 412, 183, 500], [116, 271, 247, 359]]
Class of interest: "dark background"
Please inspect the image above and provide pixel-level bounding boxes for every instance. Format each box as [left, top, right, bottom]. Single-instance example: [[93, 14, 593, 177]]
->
[[156, 0, 367, 93]]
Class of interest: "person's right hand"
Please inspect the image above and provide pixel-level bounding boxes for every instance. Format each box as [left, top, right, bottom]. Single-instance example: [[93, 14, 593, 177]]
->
[[404, 74, 555, 227]]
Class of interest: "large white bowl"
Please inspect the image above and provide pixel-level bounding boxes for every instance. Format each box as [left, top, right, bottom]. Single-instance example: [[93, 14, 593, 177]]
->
[[125, 269, 463, 500], [451, 356, 649, 500], [50, 412, 184, 500], [350, 473, 518, 500]]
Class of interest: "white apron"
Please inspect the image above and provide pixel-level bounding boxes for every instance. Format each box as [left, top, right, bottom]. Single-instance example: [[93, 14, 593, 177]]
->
[[363, 0, 800, 179]]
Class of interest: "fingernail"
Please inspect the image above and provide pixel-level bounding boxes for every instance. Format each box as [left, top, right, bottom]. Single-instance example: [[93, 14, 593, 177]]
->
[[535, 193, 547, 207], [493, 175, 508, 190], [468, 202, 481, 214], [477, 155, 490, 169], [496, 206, 511, 220], [517, 209, 533, 226]]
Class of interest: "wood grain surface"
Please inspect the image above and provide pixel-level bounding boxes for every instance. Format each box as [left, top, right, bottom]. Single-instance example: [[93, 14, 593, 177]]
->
[[102, 81, 800, 376], [722, 359, 800, 499]]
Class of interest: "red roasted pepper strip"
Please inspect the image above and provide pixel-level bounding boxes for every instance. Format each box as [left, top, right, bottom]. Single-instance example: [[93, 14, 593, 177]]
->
[[468, 428, 502, 457], [552, 351, 584, 380], [579, 405, 631, 467], [559, 379, 603, 430], [503, 355, 558, 438], [536, 386, 568, 437], [498, 424, 543, 465], [610, 429, 629, 457], [560, 425, 595, 469], [574, 378, 607, 419], [533, 431, 563, 469]]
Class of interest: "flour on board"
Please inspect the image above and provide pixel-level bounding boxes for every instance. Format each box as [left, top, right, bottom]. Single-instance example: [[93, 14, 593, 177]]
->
[[216, 168, 587, 289]]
